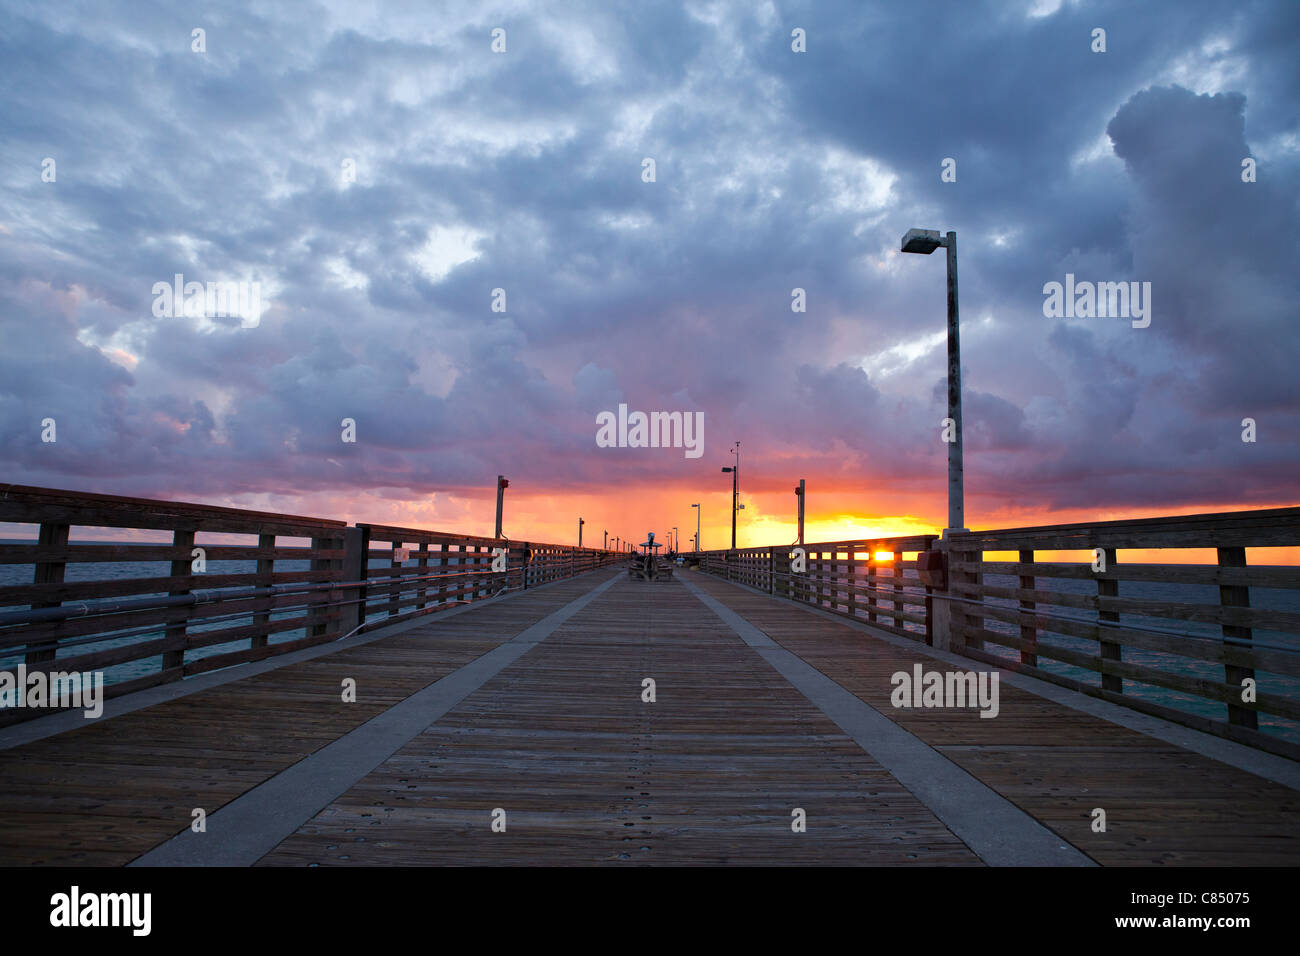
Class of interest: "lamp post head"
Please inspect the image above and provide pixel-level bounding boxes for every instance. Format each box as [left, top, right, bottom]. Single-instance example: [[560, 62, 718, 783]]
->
[[721, 466, 733, 473], [901, 228, 944, 255]]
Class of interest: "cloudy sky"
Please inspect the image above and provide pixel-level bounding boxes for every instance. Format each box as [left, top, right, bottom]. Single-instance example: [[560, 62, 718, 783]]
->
[[2, 0, 1297, 548]]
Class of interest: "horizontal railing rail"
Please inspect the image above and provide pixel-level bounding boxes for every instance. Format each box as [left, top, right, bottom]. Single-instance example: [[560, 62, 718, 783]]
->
[[698, 508, 1300, 760], [0, 484, 621, 724], [941, 507, 1300, 759]]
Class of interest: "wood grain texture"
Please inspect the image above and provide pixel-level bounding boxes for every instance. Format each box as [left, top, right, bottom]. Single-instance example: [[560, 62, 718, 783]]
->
[[2, 565, 1296, 868], [259, 575, 976, 866], [0, 573, 618, 865], [687, 572, 1300, 866]]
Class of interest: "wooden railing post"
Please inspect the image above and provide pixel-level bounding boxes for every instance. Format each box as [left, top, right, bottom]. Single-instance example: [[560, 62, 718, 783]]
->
[[338, 527, 367, 635], [1019, 548, 1037, 666], [415, 541, 429, 610], [1219, 546, 1257, 729], [866, 550, 878, 624], [437, 544, 450, 605], [847, 549, 858, 620], [387, 540, 404, 618], [924, 580, 934, 646], [892, 550, 904, 627], [251, 533, 275, 649], [1098, 547, 1122, 694], [25, 521, 69, 666], [161, 528, 194, 678], [308, 535, 337, 638]]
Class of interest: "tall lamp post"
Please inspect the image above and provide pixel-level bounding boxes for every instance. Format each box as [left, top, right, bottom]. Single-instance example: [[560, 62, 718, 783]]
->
[[690, 503, 700, 551], [720, 441, 739, 549], [901, 228, 966, 536], [578, 517, 584, 548]]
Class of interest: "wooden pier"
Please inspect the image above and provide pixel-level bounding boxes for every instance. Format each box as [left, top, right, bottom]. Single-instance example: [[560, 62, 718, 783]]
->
[[0, 485, 1298, 866]]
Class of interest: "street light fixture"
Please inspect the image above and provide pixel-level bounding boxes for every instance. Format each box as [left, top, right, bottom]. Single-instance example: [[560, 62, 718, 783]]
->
[[690, 503, 700, 551], [901, 228, 966, 536]]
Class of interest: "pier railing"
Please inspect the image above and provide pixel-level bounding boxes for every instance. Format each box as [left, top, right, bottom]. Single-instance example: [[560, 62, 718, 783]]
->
[[700, 507, 1300, 759], [942, 508, 1300, 758], [699, 535, 938, 641], [0, 484, 619, 723]]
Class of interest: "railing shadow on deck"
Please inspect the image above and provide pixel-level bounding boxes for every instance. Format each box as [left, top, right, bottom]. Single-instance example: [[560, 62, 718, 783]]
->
[[697, 507, 1300, 762], [0, 484, 621, 725]]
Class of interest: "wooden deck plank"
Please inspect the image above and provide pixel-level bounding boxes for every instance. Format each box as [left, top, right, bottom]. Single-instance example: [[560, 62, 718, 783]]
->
[[259, 577, 979, 866], [0, 573, 620, 865], [3, 565, 1296, 867], [685, 571, 1300, 866]]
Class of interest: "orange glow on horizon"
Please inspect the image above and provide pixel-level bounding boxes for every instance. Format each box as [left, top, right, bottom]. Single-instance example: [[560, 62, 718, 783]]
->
[[175, 481, 1299, 566]]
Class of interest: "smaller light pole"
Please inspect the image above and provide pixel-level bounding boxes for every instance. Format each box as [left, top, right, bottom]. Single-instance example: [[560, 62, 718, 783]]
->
[[604, 530, 608, 549], [795, 478, 805, 545], [494, 475, 508, 538]]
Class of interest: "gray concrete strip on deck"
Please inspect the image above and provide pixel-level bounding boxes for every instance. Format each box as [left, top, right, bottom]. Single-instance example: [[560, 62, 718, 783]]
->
[[0, 569, 619, 752], [696, 571, 1300, 791], [679, 575, 1093, 867], [130, 572, 623, 867]]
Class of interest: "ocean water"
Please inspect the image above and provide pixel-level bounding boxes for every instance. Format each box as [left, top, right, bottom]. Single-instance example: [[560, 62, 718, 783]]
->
[[3, 547, 1298, 744]]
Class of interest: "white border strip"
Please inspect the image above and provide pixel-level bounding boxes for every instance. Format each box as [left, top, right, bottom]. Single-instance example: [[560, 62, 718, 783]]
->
[[680, 575, 1093, 866], [693, 571, 1300, 790], [131, 572, 622, 867]]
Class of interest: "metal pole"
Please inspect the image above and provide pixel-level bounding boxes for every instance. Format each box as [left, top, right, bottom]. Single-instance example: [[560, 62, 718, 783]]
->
[[945, 231, 964, 532], [796, 478, 805, 545], [578, 517, 583, 548], [731, 446, 739, 549], [495, 476, 506, 538]]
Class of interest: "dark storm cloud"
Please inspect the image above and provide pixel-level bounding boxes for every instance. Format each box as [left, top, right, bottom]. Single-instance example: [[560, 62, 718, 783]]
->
[[0, 0, 1295, 517]]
